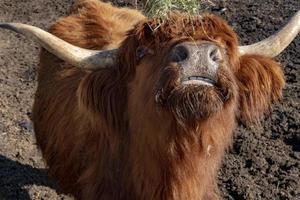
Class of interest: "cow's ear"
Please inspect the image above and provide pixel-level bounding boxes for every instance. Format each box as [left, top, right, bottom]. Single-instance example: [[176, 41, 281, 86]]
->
[[235, 54, 285, 125]]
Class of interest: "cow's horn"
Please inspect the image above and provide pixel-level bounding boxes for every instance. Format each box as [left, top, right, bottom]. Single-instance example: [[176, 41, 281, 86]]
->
[[239, 10, 300, 57], [0, 23, 117, 70]]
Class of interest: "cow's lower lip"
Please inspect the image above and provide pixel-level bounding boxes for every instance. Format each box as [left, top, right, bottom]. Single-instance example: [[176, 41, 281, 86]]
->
[[182, 76, 216, 86]]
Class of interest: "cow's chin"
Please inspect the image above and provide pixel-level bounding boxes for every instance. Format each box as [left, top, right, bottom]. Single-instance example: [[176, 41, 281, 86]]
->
[[155, 69, 236, 126], [157, 86, 224, 123]]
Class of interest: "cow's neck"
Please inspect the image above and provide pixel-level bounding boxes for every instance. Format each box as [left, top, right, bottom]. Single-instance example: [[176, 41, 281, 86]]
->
[[127, 104, 235, 200]]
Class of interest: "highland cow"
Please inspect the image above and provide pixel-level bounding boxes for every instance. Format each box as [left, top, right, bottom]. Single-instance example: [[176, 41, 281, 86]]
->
[[0, 0, 299, 199]]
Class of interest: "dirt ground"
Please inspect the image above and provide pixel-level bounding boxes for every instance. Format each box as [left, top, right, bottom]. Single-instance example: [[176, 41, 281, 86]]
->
[[0, 0, 299, 199]]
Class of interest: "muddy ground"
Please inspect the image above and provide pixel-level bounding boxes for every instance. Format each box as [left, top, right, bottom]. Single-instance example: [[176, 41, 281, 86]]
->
[[0, 0, 299, 199]]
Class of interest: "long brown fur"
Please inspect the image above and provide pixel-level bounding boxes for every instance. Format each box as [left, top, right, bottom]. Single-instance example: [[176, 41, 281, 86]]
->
[[32, 0, 285, 199], [236, 55, 285, 125]]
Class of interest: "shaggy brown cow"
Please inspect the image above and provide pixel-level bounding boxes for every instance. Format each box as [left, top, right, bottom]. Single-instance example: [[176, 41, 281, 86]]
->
[[1, 0, 299, 199]]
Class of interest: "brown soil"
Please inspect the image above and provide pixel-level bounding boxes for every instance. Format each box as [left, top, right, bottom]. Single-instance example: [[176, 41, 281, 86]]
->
[[0, 0, 299, 199]]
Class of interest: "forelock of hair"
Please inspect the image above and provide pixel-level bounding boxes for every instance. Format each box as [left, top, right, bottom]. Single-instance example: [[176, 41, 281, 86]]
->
[[122, 11, 239, 68]]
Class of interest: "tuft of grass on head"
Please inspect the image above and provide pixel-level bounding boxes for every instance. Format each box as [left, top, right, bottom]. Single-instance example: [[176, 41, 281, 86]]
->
[[142, 0, 202, 18]]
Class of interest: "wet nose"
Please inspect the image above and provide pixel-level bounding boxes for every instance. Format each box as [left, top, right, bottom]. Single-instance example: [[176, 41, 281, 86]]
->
[[170, 42, 222, 67]]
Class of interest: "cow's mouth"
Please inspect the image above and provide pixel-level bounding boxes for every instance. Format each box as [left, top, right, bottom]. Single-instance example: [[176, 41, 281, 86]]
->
[[181, 76, 216, 86], [156, 66, 236, 123]]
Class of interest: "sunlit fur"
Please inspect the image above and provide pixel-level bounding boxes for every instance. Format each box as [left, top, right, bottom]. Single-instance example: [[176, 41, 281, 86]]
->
[[32, 0, 285, 199], [237, 55, 285, 125]]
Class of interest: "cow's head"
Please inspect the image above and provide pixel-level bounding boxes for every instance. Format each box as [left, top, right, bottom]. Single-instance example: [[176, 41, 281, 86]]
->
[[119, 13, 240, 127], [0, 10, 299, 129]]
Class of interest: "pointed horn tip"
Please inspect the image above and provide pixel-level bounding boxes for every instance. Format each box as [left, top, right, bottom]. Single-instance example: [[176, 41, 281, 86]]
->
[[0, 23, 12, 29], [292, 10, 300, 26], [0, 23, 21, 34]]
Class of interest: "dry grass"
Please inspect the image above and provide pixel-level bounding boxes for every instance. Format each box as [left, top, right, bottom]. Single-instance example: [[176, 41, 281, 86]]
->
[[140, 0, 214, 17]]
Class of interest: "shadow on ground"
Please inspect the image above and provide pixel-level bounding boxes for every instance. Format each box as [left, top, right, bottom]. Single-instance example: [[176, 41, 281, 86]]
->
[[0, 155, 57, 200]]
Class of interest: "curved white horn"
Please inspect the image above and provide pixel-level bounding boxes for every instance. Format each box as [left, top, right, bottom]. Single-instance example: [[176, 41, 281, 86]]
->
[[239, 10, 300, 57], [0, 23, 117, 70]]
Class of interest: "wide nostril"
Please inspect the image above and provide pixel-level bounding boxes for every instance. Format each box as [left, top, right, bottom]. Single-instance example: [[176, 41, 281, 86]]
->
[[208, 46, 222, 63], [170, 45, 189, 62]]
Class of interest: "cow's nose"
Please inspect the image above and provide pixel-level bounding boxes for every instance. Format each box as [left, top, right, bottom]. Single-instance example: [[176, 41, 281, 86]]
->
[[170, 42, 222, 68]]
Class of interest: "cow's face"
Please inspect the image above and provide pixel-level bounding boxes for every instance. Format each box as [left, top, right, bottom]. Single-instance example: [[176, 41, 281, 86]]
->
[[122, 12, 239, 125], [155, 38, 238, 124]]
